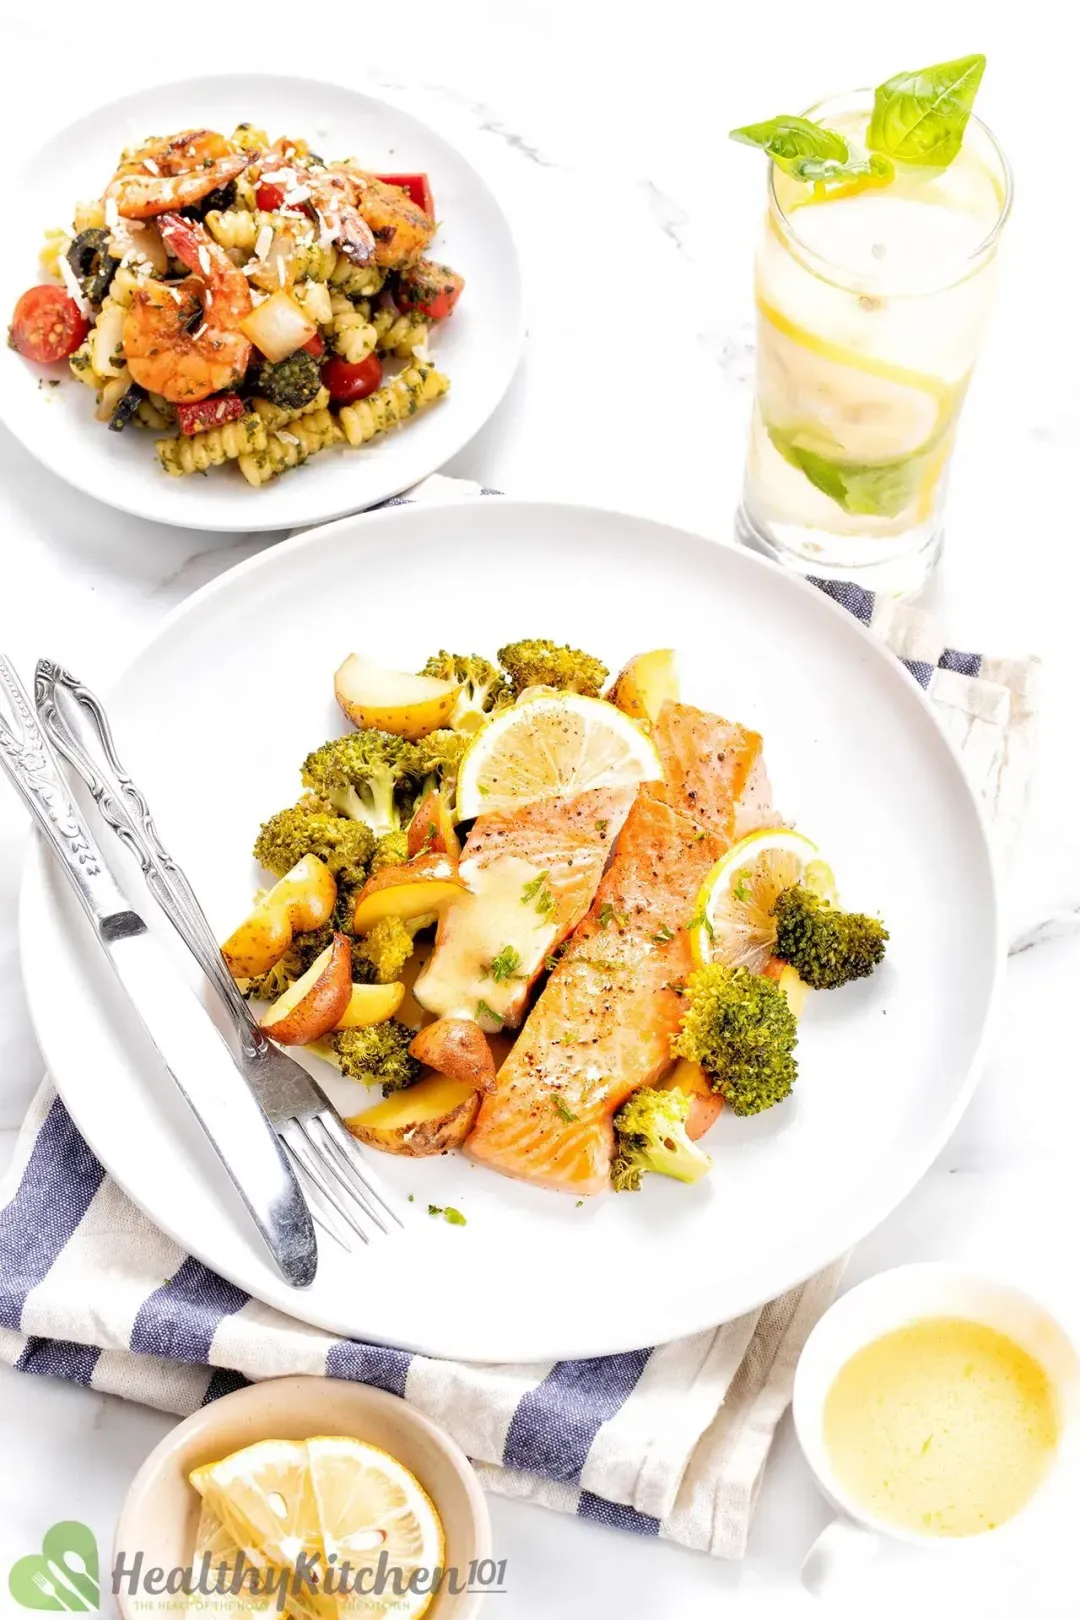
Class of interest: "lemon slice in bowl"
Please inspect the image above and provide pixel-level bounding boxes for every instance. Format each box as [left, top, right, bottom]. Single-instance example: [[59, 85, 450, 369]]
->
[[307, 1436, 444, 1618], [689, 827, 835, 973], [192, 1435, 444, 1620], [457, 692, 662, 818]]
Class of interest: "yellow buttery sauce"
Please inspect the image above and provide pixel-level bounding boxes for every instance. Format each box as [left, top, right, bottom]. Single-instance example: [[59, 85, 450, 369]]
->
[[823, 1316, 1059, 1537]]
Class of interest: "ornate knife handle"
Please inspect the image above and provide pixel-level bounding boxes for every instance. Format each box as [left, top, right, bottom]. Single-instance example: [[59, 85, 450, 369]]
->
[[0, 657, 131, 932], [34, 660, 264, 1055]]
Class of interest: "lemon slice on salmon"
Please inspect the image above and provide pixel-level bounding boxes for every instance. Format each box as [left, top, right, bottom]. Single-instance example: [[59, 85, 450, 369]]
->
[[688, 828, 835, 974], [457, 692, 662, 818], [192, 1435, 444, 1620]]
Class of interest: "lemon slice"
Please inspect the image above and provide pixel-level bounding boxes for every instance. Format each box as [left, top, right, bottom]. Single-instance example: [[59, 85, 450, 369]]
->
[[187, 1500, 278, 1617], [457, 692, 662, 818], [689, 827, 835, 973], [191, 1436, 444, 1620], [307, 1436, 444, 1618]]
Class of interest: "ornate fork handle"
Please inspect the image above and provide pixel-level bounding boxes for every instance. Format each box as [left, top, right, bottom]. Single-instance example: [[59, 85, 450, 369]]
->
[[0, 657, 132, 930], [35, 660, 265, 1057]]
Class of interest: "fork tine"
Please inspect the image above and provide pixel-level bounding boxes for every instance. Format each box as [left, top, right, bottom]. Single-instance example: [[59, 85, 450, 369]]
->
[[304, 1118, 391, 1234], [319, 1112, 404, 1227], [283, 1144, 354, 1252], [282, 1126, 371, 1245]]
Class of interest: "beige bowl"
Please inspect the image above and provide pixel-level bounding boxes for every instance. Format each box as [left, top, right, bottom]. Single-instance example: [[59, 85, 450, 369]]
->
[[114, 1374, 492, 1619]]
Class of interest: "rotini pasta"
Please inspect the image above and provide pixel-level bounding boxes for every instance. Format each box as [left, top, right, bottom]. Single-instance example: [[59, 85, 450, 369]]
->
[[157, 414, 268, 476], [11, 121, 459, 487], [372, 307, 432, 359], [329, 291, 378, 364], [238, 409, 342, 485], [39, 229, 70, 282], [337, 366, 450, 446], [251, 386, 331, 431], [328, 255, 387, 298]]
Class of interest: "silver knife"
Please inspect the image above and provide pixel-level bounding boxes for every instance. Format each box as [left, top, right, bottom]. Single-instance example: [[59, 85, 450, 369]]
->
[[0, 656, 317, 1289]]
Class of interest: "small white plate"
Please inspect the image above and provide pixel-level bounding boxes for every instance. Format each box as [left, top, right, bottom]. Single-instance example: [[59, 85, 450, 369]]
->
[[19, 501, 1001, 1361], [0, 75, 522, 531]]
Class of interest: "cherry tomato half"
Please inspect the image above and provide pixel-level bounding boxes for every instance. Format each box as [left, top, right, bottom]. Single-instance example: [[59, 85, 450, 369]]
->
[[255, 181, 286, 211], [9, 284, 89, 364], [375, 173, 435, 217], [302, 332, 326, 360], [321, 352, 384, 405]]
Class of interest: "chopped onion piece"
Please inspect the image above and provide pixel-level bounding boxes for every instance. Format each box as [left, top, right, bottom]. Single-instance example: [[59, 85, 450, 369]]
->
[[239, 288, 317, 362]]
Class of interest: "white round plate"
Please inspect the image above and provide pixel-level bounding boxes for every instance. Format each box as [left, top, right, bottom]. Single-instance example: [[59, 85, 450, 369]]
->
[[0, 75, 522, 531], [20, 502, 1000, 1361]]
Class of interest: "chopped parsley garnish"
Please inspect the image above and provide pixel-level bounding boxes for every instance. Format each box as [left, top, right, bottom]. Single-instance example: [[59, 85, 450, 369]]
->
[[598, 902, 628, 929], [488, 945, 522, 983], [476, 998, 504, 1027], [733, 876, 752, 903], [689, 909, 717, 943], [544, 953, 560, 972], [521, 871, 550, 904], [553, 1096, 578, 1123], [576, 1199, 584, 1207], [595, 818, 609, 836], [652, 923, 676, 944], [427, 1204, 467, 1226]]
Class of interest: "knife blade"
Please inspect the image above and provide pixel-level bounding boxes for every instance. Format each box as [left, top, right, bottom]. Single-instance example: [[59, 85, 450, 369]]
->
[[0, 656, 317, 1288]]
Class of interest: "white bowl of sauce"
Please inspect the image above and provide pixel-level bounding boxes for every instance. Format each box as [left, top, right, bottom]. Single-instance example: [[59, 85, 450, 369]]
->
[[793, 1264, 1080, 1597]]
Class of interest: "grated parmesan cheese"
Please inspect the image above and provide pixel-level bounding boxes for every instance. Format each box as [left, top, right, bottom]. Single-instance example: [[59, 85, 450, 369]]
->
[[142, 158, 160, 175], [253, 224, 274, 261], [58, 256, 92, 317], [197, 246, 212, 278], [105, 197, 120, 231], [276, 431, 300, 445]]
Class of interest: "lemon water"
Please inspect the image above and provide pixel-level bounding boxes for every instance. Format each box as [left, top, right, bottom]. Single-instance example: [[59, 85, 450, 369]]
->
[[737, 99, 1008, 595]]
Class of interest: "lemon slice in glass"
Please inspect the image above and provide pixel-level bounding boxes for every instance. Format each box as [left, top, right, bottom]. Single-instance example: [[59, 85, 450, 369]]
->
[[457, 692, 662, 818], [689, 827, 835, 973]]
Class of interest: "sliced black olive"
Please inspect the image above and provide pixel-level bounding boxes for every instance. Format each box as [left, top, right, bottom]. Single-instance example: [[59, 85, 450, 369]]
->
[[179, 179, 237, 221], [251, 350, 322, 411], [67, 228, 120, 305], [108, 381, 146, 432]]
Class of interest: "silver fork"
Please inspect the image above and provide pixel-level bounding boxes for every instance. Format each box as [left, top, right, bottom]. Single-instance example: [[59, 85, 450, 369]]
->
[[34, 660, 402, 1250]]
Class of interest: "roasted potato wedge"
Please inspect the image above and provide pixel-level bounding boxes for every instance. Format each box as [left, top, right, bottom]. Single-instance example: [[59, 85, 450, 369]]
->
[[762, 959, 811, 1018], [335, 654, 458, 739], [352, 852, 465, 934], [409, 1019, 497, 1094], [260, 934, 351, 1045], [345, 1072, 480, 1156], [608, 649, 679, 726], [222, 854, 336, 979], [334, 981, 406, 1030], [661, 1056, 723, 1140]]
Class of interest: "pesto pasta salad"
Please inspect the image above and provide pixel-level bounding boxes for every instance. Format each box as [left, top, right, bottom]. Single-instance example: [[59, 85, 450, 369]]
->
[[8, 126, 462, 486]]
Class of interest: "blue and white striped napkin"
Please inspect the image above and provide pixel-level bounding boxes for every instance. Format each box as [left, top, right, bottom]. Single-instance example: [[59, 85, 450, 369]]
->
[[0, 480, 1038, 1558]]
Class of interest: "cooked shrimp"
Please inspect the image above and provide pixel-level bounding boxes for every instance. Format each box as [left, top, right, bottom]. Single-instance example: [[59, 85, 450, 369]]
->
[[106, 129, 251, 221], [349, 171, 436, 269], [307, 170, 377, 266], [122, 214, 252, 403]]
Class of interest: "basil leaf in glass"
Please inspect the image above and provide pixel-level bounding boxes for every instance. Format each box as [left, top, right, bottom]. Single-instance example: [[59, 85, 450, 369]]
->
[[868, 54, 986, 168], [730, 116, 850, 182]]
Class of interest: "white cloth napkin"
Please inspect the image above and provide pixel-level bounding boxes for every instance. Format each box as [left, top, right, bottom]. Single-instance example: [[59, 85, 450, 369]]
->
[[0, 481, 1038, 1557]]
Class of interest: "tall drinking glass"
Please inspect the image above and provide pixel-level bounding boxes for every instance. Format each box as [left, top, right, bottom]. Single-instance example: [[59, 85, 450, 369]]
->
[[735, 92, 1012, 596]]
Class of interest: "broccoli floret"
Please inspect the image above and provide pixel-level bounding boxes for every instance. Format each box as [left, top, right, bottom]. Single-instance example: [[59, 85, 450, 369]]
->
[[357, 916, 415, 983], [330, 1020, 419, 1095], [301, 731, 415, 836], [408, 728, 471, 784], [772, 885, 888, 990], [497, 638, 608, 698], [251, 350, 322, 411], [420, 651, 510, 731], [253, 804, 375, 887], [673, 964, 798, 1116], [610, 1086, 713, 1192], [371, 829, 409, 872]]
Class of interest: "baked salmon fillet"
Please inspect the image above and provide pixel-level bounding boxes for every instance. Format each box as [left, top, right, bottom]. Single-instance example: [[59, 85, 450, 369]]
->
[[414, 784, 636, 1029], [467, 705, 766, 1193]]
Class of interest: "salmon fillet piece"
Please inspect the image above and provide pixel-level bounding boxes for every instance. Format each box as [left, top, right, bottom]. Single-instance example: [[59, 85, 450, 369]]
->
[[468, 705, 765, 1193], [414, 784, 635, 1029], [645, 701, 763, 840]]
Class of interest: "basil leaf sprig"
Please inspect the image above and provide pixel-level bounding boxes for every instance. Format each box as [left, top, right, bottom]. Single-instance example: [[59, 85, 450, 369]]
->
[[868, 54, 986, 168], [731, 115, 894, 191]]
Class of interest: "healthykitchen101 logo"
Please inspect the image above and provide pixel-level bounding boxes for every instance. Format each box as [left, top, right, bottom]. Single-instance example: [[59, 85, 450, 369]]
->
[[8, 1521, 100, 1611]]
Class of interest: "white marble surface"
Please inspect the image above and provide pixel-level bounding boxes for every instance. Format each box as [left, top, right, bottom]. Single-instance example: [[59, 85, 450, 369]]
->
[[2, 5, 1079, 1615]]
